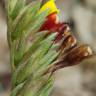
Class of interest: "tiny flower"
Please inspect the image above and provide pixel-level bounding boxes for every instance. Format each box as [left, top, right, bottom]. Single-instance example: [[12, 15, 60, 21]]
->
[[39, 0, 72, 42], [39, 0, 60, 32]]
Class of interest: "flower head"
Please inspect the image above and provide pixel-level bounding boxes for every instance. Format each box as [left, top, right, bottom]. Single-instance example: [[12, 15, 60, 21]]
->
[[39, 0, 94, 74]]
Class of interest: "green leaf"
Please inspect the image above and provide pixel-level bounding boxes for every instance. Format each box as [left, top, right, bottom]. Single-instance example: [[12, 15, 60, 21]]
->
[[10, 0, 26, 20], [36, 78, 53, 96], [11, 4, 32, 33], [10, 41, 17, 72], [16, 74, 52, 96], [24, 8, 49, 38], [11, 3, 41, 39], [14, 32, 26, 65], [16, 31, 48, 65], [8, 1, 59, 96], [11, 31, 47, 86], [8, 0, 18, 15], [11, 83, 24, 96], [35, 51, 59, 75], [12, 33, 57, 86]]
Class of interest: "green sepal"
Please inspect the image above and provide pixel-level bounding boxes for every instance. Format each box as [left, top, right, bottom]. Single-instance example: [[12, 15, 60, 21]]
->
[[16, 74, 53, 96], [11, 83, 24, 96], [12, 33, 57, 86], [9, 0, 26, 20]]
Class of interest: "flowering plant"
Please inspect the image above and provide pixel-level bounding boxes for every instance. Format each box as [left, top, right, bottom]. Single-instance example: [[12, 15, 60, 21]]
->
[[7, 0, 93, 96]]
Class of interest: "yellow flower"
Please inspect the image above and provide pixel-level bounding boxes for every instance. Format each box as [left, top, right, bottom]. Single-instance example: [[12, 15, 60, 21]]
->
[[39, 0, 59, 15]]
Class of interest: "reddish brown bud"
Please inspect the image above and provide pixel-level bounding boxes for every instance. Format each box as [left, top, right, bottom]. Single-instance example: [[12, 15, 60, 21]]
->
[[47, 45, 93, 73], [60, 34, 77, 53], [63, 45, 93, 66], [55, 23, 71, 42]]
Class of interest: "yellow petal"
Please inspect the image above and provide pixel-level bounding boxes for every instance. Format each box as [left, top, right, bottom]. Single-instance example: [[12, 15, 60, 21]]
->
[[39, 0, 59, 15]]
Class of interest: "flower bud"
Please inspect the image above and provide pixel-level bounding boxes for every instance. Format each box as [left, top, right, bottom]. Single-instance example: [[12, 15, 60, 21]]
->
[[60, 45, 93, 67], [47, 45, 93, 73]]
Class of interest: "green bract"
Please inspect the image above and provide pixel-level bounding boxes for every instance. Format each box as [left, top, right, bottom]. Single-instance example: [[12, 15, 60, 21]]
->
[[8, 0, 59, 96]]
